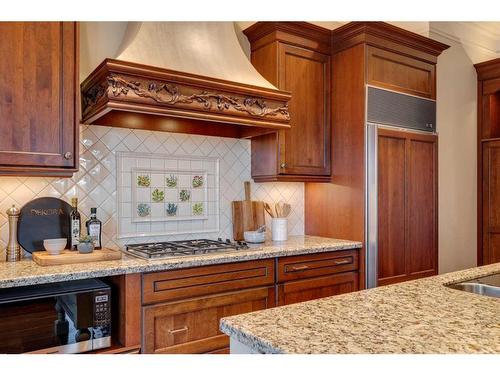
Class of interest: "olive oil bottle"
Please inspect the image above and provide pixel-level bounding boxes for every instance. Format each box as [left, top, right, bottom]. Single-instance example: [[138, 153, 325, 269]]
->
[[69, 198, 81, 250], [86, 207, 102, 249]]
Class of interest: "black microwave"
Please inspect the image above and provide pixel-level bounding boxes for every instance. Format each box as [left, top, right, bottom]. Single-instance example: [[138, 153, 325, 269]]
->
[[0, 278, 111, 354]]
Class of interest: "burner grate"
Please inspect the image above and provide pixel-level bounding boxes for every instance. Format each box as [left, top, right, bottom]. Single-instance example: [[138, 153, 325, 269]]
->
[[125, 239, 248, 260]]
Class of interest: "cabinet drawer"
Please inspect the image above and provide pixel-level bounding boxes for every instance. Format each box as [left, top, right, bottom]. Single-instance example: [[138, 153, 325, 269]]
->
[[277, 272, 359, 306], [143, 259, 275, 305], [142, 287, 274, 354], [366, 46, 436, 99], [277, 250, 358, 283]]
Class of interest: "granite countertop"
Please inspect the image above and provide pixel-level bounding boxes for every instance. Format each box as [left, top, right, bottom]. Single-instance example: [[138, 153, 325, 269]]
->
[[220, 263, 500, 354], [0, 235, 361, 289]]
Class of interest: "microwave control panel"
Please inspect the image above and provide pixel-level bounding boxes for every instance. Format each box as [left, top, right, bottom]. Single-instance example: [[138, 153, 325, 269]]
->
[[93, 291, 111, 327]]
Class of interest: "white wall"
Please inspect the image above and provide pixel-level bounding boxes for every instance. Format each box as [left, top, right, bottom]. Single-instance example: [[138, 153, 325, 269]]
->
[[432, 31, 478, 273]]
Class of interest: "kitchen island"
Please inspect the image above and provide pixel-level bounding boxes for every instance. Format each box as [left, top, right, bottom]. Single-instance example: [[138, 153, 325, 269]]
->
[[220, 263, 500, 354]]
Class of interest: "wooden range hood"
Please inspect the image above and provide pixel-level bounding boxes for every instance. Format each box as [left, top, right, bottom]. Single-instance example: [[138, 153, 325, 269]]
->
[[80, 57, 291, 139]]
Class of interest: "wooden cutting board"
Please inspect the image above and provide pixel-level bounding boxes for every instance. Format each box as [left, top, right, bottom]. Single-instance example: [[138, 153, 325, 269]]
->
[[232, 181, 265, 241], [32, 248, 122, 266]]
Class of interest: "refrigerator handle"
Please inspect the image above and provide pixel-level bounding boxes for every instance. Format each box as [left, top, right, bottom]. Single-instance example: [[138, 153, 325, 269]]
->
[[365, 123, 378, 289]]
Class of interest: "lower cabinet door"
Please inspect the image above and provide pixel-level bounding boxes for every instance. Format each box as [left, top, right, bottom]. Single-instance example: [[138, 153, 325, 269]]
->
[[142, 287, 274, 354], [277, 272, 358, 306]]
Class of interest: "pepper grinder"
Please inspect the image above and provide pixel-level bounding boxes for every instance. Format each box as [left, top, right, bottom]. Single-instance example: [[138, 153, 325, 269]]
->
[[6, 205, 22, 262]]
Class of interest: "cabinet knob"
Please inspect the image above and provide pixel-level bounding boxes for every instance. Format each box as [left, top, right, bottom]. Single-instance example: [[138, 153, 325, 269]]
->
[[280, 162, 286, 168], [64, 152, 72, 160]]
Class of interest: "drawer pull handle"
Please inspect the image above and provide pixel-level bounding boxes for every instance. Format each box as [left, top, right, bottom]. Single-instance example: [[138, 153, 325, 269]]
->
[[169, 326, 188, 335], [333, 259, 351, 265], [290, 265, 309, 271]]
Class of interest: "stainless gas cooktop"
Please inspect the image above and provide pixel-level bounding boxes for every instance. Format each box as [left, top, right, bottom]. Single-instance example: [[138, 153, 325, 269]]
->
[[125, 239, 249, 260]]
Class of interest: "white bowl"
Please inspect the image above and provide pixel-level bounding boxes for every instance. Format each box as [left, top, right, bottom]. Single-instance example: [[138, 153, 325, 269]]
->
[[43, 238, 67, 255], [243, 231, 266, 243]]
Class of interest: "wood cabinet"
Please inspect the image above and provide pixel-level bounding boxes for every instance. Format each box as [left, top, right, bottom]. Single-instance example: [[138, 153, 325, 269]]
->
[[143, 287, 274, 354], [140, 250, 360, 353], [377, 128, 438, 285], [366, 46, 436, 99], [244, 22, 331, 182], [305, 22, 448, 289], [141, 260, 275, 354], [0, 22, 79, 177], [276, 250, 360, 306], [277, 272, 358, 306], [142, 259, 274, 305], [481, 140, 500, 265], [475, 58, 500, 265]]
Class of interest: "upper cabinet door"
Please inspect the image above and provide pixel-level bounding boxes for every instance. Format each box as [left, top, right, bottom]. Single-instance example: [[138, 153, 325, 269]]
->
[[0, 22, 78, 176], [278, 44, 331, 176], [366, 46, 436, 99]]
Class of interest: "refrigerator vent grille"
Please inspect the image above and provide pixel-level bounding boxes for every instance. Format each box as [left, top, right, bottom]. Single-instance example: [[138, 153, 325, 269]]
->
[[367, 86, 436, 132]]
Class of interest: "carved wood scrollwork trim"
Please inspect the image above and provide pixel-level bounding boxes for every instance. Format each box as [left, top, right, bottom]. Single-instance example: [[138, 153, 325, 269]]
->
[[80, 59, 291, 130], [106, 75, 290, 119]]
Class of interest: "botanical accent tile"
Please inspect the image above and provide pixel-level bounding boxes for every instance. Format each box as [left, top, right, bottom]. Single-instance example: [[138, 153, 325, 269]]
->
[[117, 152, 217, 238]]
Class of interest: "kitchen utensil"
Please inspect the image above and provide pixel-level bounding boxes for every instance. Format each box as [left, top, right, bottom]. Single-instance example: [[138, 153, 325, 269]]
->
[[256, 225, 266, 233], [264, 202, 275, 218], [272, 218, 288, 241], [32, 248, 121, 266], [43, 238, 67, 255], [282, 203, 292, 218], [243, 230, 266, 243], [232, 181, 265, 241], [275, 202, 282, 218], [6, 205, 22, 262], [18, 197, 72, 253]]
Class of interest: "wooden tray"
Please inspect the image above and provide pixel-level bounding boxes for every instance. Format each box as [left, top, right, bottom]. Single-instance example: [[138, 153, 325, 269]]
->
[[32, 248, 122, 266]]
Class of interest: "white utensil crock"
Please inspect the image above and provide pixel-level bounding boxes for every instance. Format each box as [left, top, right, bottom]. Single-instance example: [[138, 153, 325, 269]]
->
[[272, 218, 287, 241]]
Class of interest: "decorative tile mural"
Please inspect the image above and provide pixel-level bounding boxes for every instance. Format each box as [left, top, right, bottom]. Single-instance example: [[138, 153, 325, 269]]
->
[[0, 125, 305, 256], [117, 152, 219, 238]]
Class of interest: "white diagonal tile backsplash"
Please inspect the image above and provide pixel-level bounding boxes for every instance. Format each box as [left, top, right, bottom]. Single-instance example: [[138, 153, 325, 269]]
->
[[0, 125, 304, 255]]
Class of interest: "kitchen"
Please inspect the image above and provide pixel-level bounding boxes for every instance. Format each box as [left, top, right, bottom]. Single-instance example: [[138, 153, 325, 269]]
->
[[0, 0, 499, 372]]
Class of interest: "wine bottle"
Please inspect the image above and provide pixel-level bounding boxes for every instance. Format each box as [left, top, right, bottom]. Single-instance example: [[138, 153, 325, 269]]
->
[[86, 207, 102, 249], [69, 198, 81, 250]]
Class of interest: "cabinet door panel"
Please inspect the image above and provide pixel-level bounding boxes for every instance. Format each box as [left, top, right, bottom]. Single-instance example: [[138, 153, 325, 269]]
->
[[0, 22, 77, 173], [367, 46, 435, 99], [377, 131, 407, 284], [407, 136, 437, 276], [482, 141, 500, 264], [277, 250, 359, 283], [278, 44, 331, 176], [142, 287, 274, 354], [277, 272, 358, 306], [377, 128, 437, 286]]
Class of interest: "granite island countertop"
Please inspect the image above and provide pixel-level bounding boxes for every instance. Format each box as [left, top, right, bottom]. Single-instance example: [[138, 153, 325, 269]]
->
[[220, 263, 500, 354], [0, 235, 361, 289]]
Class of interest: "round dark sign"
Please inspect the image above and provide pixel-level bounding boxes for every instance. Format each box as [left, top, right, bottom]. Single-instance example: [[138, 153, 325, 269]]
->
[[18, 197, 73, 253]]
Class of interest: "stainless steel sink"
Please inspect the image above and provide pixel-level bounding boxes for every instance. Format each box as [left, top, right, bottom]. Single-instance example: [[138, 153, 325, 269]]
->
[[447, 272, 500, 298]]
